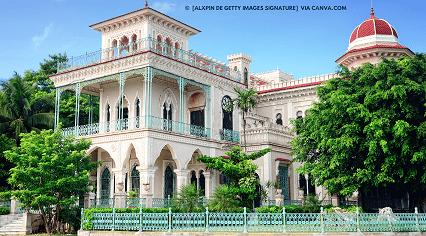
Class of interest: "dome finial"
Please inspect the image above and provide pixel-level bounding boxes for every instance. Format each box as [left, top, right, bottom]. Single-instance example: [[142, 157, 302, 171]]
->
[[145, 0, 148, 8], [370, 7, 375, 18]]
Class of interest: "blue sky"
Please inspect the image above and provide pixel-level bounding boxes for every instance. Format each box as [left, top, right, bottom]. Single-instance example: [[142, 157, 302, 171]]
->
[[1, 0, 425, 82]]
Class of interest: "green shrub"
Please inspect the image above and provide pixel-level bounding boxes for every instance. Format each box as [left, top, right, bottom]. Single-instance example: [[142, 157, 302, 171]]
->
[[208, 184, 241, 213], [0, 207, 10, 215]]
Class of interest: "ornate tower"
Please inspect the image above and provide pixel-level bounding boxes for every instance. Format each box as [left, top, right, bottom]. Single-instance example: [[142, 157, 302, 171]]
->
[[336, 8, 414, 70]]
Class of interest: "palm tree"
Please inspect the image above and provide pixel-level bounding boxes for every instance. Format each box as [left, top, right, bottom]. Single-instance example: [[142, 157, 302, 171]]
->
[[227, 87, 258, 151], [0, 72, 54, 145]]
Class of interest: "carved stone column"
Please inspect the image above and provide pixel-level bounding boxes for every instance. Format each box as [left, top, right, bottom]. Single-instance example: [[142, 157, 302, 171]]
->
[[174, 169, 191, 192]]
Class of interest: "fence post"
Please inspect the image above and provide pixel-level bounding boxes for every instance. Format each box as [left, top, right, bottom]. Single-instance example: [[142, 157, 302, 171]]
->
[[320, 207, 324, 233], [356, 207, 360, 233], [168, 195, 171, 207], [112, 208, 115, 231], [415, 207, 420, 232], [168, 207, 172, 232], [243, 207, 247, 233], [283, 207, 286, 233], [206, 207, 209, 232], [387, 211, 392, 232], [80, 208, 84, 230], [139, 207, 143, 232]]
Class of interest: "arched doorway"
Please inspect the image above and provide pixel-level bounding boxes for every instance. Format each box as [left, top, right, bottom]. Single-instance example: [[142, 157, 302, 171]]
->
[[188, 92, 206, 137], [131, 166, 140, 195], [278, 165, 290, 200], [190, 170, 197, 186], [164, 165, 176, 198], [100, 167, 111, 206], [254, 173, 261, 208]]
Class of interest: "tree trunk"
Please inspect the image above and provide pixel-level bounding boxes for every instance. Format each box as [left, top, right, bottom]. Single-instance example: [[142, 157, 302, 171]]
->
[[40, 205, 51, 234]]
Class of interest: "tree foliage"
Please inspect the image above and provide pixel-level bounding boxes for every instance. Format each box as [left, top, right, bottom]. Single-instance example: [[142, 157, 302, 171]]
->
[[0, 73, 54, 145], [198, 146, 271, 208], [227, 88, 258, 151], [291, 54, 426, 212], [172, 183, 205, 212], [0, 134, 13, 189], [0, 130, 99, 233]]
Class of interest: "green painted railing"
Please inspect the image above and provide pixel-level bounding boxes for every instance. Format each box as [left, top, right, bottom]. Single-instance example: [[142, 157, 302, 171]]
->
[[61, 115, 212, 139], [81, 207, 426, 233], [126, 198, 146, 208], [90, 198, 115, 208], [220, 128, 240, 143], [57, 37, 240, 82], [0, 201, 11, 209]]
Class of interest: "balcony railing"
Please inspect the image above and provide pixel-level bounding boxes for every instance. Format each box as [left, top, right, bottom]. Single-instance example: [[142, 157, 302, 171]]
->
[[220, 128, 240, 143], [57, 37, 241, 82], [61, 115, 212, 139]]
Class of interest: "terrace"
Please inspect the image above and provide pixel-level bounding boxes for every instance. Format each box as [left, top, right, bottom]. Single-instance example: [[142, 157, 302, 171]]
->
[[57, 36, 241, 83]]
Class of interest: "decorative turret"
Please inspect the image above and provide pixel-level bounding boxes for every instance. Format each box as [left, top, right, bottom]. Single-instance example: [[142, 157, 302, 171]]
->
[[336, 8, 413, 70]]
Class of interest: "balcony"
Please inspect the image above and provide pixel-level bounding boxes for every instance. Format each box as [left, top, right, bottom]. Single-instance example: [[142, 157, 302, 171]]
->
[[61, 115, 212, 139], [57, 37, 240, 82], [220, 128, 240, 143]]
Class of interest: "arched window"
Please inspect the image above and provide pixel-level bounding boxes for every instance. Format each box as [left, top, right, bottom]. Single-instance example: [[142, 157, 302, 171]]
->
[[234, 66, 237, 71], [156, 35, 163, 51], [276, 113, 283, 125], [296, 111, 303, 119], [131, 34, 137, 52], [174, 42, 180, 58], [165, 38, 172, 55], [135, 99, 140, 128], [222, 95, 233, 130], [119, 36, 129, 56], [244, 67, 248, 84]]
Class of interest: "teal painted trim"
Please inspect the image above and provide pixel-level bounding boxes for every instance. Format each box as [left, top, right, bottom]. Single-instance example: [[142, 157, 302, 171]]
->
[[205, 207, 209, 232], [243, 207, 247, 233], [168, 207, 172, 232], [283, 207, 286, 233], [112, 208, 115, 231]]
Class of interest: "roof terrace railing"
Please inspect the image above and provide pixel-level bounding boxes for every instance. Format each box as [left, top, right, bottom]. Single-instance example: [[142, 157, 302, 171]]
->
[[57, 36, 241, 82]]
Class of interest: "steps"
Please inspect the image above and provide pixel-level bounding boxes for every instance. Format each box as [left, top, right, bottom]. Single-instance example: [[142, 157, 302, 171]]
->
[[0, 214, 25, 235]]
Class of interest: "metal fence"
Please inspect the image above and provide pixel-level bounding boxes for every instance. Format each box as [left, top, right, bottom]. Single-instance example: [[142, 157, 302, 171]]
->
[[81, 207, 426, 233]]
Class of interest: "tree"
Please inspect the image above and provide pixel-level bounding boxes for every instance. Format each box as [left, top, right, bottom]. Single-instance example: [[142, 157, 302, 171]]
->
[[0, 134, 13, 189], [291, 54, 426, 212], [172, 183, 205, 212], [198, 146, 271, 208], [0, 73, 54, 145], [0, 129, 99, 233], [208, 184, 240, 212], [227, 88, 258, 151]]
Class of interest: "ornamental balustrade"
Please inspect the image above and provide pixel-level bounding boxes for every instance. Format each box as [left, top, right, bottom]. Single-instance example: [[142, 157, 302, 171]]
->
[[220, 129, 240, 143], [57, 37, 240, 82], [126, 198, 146, 208], [81, 207, 426, 233], [90, 198, 115, 208], [60, 115, 214, 139]]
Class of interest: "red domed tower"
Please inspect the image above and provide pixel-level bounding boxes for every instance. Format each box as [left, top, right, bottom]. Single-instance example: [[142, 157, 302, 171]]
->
[[336, 8, 414, 70]]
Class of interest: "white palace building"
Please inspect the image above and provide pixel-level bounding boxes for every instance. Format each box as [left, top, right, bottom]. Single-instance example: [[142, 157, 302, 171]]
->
[[49, 4, 414, 210]]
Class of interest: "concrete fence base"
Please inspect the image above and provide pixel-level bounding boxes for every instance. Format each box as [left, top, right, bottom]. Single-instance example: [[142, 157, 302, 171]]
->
[[78, 231, 426, 236]]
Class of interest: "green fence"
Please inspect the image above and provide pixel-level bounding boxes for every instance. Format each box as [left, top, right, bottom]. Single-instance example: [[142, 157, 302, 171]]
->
[[81, 207, 426, 233]]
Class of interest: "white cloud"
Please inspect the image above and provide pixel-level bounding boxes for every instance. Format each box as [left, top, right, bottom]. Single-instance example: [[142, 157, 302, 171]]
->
[[152, 2, 176, 13], [32, 23, 54, 50]]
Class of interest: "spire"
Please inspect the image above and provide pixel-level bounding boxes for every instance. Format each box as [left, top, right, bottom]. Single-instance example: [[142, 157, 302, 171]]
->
[[145, 0, 148, 8], [370, 7, 375, 18]]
